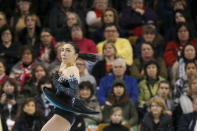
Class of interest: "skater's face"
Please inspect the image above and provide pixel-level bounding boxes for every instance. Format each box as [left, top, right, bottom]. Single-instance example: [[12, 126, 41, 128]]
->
[[60, 44, 78, 64], [23, 101, 36, 115]]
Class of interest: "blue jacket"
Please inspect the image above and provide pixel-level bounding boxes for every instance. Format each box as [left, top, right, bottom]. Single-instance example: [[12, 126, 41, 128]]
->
[[97, 74, 139, 105]]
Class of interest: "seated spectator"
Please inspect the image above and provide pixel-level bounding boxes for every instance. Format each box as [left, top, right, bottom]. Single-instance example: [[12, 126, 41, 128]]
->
[[97, 58, 138, 105], [173, 60, 197, 101], [171, 44, 197, 84], [97, 24, 133, 65], [164, 22, 197, 68], [0, 59, 9, 89], [71, 24, 97, 53], [134, 24, 165, 58], [23, 63, 49, 97], [165, 9, 194, 42], [76, 58, 97, 88], [86, 0, 109, 34], [0, 78, 23, 130], [119, 0, 157, 36], [0, 11, 8, 29], [93, 7, 127, 43], [156, 80, 175, 115], [178, 96, 197, 131], [102, 80, 138, 126], [48, 42, 63, 75], [10, 0, 33, 33], [131, 42, 167, 80], [138, 60, 165, 108], [13, 98, 46, 131], [173, 74, 197, 128], [0, 26, 20, 73], [18, 14, 41, 47], [9, 45, 37, 92], [35, 77, 53, 119], [92, 41, 117, 84], [36, 28, 57, 67], [103, 107, 130, 131], [79, 81, 102, 127], [141, 97, 174, 131]]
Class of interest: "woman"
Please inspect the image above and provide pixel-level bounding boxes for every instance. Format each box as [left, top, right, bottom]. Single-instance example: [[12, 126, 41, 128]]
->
[[102, 79, 138, 126], [23, 63, 48, 97], [13, 98, 45, 131], [171, 44, 197, 84], [164, 22, 197, 68], [41, 42, 98, 131], [134, 24, 165, 58], [0, 58, 9, 89], [36, 28, 57, 67], [138, 60, 165, 108], [141, 97, 174, 131], [131, 42, 168, 80], [0, 26, 21, 73], [92, 41, 117, 84], [79, 81, 102, 127]]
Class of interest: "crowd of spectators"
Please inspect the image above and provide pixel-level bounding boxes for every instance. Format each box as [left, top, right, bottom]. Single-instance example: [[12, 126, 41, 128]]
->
[[0, 0, 197, 131]]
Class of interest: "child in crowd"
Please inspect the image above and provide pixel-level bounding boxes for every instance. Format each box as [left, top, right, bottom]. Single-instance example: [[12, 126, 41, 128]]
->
[[103, 107, 129, 131]]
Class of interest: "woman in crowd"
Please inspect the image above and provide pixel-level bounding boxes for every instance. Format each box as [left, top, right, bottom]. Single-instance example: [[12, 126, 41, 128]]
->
[[13, 98, 45, 131], [0, 58, 9, 89], [141, 97, 174, 131], [102, 80, 138, 126]]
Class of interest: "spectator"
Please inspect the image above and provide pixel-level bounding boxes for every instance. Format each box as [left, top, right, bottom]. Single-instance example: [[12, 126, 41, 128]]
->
[[86, 0, 109, 34], [178, 96, 197, 131], [134, 24, 165, 58], [0, 59, 9, 89], [156, 80, 175, 115], [23, 63, 49, 97], [36, 28, 57, 67], [71, 24, 97, 53], [0, 12, 8, 29], [138, 60, 165, 107], [97, 58, 138, 105], [76, 58, 97, 88], [102, 80, 138, 126], [9, 45, 37, 92], [13, 98, 46, 131], [18, 14, 41, 47], [131, 42, 167, 80], [10, 0, 34, 33], [103, 107, 130, 131], [173, 60, 197, 101], [79, 81, 102, 127], [164, 22, 197, 68], [93, 7, 127, 43], [141, 97, 174, 131], [171, 44, 197, 84], [92, 41, 117, 84], [119, 0, 157, 36], [97, 24, 133, 65], [0, 26, 20, 73]]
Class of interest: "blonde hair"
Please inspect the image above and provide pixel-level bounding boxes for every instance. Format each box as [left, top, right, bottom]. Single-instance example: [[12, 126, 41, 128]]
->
[[102, 41, 117, 55], [148, 97, 167, 114], [24, 14, 41, 27]]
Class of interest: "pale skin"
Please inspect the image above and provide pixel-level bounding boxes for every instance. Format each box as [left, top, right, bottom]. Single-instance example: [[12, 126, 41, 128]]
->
[[41, 43, 80, 131]]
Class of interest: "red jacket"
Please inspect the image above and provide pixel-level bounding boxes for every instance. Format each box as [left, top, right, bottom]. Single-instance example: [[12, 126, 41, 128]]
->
[[73, 38, 97, 53], [164, 39, 197, 68]]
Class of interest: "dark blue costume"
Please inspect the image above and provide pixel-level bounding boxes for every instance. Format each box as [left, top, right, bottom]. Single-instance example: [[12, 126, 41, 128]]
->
[[43, 73, 98, 124]]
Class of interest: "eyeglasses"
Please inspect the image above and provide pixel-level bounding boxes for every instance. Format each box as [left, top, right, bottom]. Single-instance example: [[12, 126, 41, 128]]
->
[[105, 30, 117, 33]]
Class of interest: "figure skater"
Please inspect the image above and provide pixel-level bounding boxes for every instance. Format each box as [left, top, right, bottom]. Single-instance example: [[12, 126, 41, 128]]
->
[[41, 42, 98, 131]]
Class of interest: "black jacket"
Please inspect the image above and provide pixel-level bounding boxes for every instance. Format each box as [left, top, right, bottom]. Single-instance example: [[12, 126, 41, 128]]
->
[[178, 111, 197, 131], [141, 112, 174, 131]]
